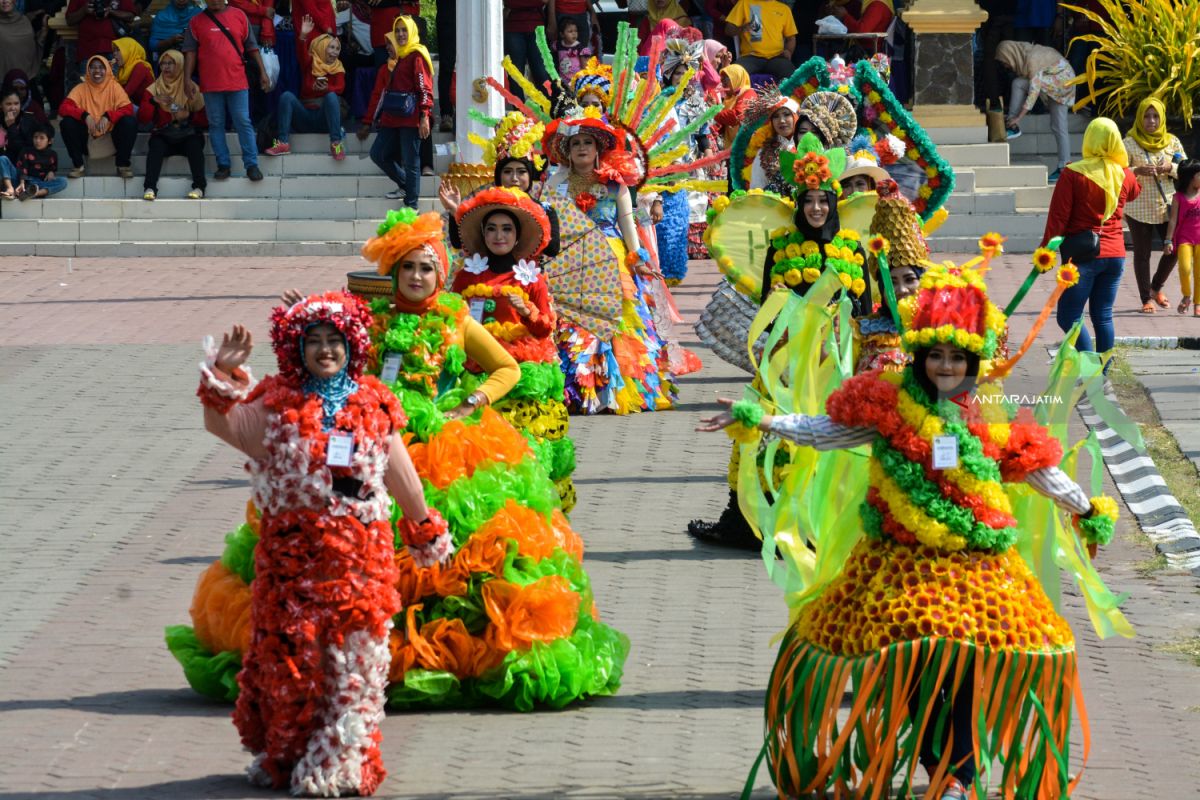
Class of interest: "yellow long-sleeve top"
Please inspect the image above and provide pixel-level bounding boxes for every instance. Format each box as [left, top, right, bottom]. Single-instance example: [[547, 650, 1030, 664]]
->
[[463, 316, 520, 405]]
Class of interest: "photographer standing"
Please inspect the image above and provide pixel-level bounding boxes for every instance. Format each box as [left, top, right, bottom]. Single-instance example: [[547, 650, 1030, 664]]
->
[[65, 0, 136, 72]]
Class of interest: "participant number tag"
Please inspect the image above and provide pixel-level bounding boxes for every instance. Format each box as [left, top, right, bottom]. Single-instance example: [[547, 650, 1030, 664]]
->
[[469, 298, 486, 322], [932, 435, 959, 470], [381, 354, 401, 384], [326, 434, 354, 467]]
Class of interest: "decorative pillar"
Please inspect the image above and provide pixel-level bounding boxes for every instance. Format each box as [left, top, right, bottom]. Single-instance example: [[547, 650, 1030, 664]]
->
[[454, 0, 505, 163], [901, 0, 988, 130]]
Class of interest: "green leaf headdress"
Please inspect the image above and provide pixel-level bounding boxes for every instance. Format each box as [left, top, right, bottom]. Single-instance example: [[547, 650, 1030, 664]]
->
[[779, 132, 848, 195]]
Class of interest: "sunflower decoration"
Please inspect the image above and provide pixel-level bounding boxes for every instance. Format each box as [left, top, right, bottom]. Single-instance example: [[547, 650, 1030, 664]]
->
[[1032, 246, 1058, 273], [866, 234, 888, 255], [1057, 263, 1080, 288], [978, 231, 1005, 259]]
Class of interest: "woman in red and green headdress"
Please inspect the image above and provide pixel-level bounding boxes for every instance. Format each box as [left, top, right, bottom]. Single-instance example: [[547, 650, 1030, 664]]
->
[[700, 254, 1132, 800]]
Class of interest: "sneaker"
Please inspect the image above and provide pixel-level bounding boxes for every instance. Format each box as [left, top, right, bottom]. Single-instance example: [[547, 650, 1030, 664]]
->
[[187, 188, 204, 199], [1048, 168, 1061, 183], [143, 189, 156, 201], [246, 165, 264, 182], [1005, 125, 1022, 141], [214, 165, 231, 180], [330, 140, 346, 161], [265, 139, 291, 156], [385, 188, 405, 201], [421, 165, 435, 176], [117, 165, 133, 179], [439, 113, 453, 132], [68, 164, 85, 178], [939, 777, 968, 800]]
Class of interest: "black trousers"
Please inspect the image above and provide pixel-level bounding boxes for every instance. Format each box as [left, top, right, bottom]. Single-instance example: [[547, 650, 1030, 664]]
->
[[144, 132, 208, 192], [907, 653, 977, 787], [1128, 216, 1178, 304], [60, 114, 137, 168], [435, 0, 456, 117]]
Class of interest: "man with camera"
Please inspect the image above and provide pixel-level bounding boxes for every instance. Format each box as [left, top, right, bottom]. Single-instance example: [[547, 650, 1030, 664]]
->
[[65, 0, 136, 72]]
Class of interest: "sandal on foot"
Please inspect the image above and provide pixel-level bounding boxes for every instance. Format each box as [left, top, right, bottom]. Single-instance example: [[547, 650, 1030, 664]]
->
[[1179, 297, 1192, 314], [1194, 305, 1200, 317], [1155, 291, 1170, 308], [1141, 302, 1156, 313]]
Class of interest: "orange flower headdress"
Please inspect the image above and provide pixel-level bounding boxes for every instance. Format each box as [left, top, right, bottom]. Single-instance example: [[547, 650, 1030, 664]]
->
[[362, 208, 449, 281]]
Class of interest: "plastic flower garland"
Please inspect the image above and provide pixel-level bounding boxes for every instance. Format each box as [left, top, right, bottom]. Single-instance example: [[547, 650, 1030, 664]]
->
[[769, 227, 866, 296], [780, 132, 847, 194], [461, 283, 533, 310], [1075, 495, 1119, 546]]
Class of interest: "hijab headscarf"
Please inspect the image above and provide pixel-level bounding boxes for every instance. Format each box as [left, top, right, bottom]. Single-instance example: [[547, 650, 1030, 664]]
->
[[66, 56, 133, 123], [994, 40, 1063, 79], [147, 50, 204, 112], [1130, 96, 1171, 154], [2, 69, 33, 112], [639, 18, 681, 55], [760, 188, 842, 305], [308, 33, 345, 78], [392, 15, 433, 72], [384, 31, 401, 70], [0, 4, 39, 79], [1068, 117, 1129, 221], [112, 38, 149, 86], [720, 64, 750, 109]]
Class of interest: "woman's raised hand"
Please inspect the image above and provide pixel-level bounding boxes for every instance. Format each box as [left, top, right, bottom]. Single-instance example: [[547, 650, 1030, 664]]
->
[[437, 180, 461, 213], [696, 396, 737, 432], [280, 288, 305, 307], [300, 14, 315, 37], [214, 324, 254, 373]]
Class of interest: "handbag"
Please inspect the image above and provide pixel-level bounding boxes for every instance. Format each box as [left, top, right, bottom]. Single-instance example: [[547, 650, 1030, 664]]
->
[[159, 120, 197, 143], [380, 90, 417, 117], [1058, 229, 1101, 264]]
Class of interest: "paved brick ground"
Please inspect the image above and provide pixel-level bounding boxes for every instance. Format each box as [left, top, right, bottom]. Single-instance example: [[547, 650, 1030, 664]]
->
[[1, 251, 1198, 799]]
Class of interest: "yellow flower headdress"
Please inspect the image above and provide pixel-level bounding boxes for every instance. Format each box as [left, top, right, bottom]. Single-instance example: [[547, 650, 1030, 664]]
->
[[468, 111, 547, 171]]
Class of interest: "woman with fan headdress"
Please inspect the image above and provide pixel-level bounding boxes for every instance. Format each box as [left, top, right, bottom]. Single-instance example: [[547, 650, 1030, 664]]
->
[[450, 188, 578, 512]]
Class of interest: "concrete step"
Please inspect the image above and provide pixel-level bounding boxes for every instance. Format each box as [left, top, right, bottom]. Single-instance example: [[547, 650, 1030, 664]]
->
[[46, 174, 444, 199], [944, 189, 1016, 215], [0, 196, 418, 221], [48, 130, 455, 159], [925, 233, 1043, 253], [937, 143, 1011, 168], [1007, 131, 1082, 160], [933, 211, 1046, 239], [66, 151, 454, 178], [1014, 185, 1053, 210], [1014, 113, 1089, 135], [0, 240, 367, 257], [969, 164, 1047, 189]]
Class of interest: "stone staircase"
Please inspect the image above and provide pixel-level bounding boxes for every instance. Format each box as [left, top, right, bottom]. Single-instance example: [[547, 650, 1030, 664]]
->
[[0, 132, 447, 257], [0, 112, 1086, 257]]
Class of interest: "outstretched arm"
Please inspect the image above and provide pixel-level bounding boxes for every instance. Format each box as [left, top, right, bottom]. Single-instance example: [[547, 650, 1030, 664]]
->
[[198, 325, 268, 459], [697, 396, 875, 450]]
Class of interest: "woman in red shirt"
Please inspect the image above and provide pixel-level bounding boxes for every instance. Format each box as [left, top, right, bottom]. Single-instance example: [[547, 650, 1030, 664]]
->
[[363, 15, 432, 206], [1042, 117, 1139, 358], [58, 55, 136, 178], [265, 14, 346, 159], [138, 49, 208, 200], [111, 38, 155, 109]]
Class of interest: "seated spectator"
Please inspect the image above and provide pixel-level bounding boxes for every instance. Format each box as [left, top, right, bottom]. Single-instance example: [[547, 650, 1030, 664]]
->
[[1, 87, 38, 163], [639, 17, 682, 56], [727, 0, 797, 83], [59, 55, 136, 178], [638, 0, 691, 43], [18, 122, 67, 197], [362, 16, 431, 206], [552, 16, 594, 85], [712, 64, 754, 148], [2, 69, 48, 124], [0, 0, 41, 81], [112, 37, 155, 107], [704, 39, 732, 73], [65, 0, 136, 70], [149, 0, 204, 58], [829, 0, 894, 35], [139, 49, 207, 200], [705, 0, 739, 47], [228, 0, 274, 47], [266, 14, 346, 159]]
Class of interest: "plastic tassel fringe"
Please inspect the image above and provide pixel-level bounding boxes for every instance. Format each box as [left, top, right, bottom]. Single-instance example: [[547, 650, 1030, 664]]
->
[[534, 26, 560, 82]]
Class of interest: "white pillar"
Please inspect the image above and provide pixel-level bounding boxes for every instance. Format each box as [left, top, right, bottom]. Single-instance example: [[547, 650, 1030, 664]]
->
[[455, 0, 506, 163]]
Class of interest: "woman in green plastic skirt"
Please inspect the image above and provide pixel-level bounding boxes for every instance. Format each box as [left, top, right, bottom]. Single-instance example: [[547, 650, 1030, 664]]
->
[[699, 253, 1133, 799], [166, 209, 628, 711]]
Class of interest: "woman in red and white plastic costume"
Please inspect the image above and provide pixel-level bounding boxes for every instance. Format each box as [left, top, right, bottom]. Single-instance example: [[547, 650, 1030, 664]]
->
[[196, 292, 452, 796]]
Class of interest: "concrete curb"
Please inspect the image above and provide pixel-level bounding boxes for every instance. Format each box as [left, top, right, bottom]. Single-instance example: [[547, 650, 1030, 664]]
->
[[1076, 382, 1200, 577], [1114, 336, 1200, 349]]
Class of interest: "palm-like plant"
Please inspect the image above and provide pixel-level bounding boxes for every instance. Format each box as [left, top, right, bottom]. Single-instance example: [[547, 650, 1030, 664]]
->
[[1064, 0, 1200, 126]]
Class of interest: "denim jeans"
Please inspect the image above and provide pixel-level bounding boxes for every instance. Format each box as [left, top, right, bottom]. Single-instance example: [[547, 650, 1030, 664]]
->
[[370, 125, 419, 207], [503, 31, 551, 102], [277, 91, 343, 143], [203, 89, 258, 170], [1010, 77, 1070, 169], [1056, 256, 1124, 354], [24, 176, 69, 196], [0, 155, 17, 182]]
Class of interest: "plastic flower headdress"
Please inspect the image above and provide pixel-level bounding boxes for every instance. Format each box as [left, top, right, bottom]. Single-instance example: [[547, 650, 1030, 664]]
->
[[362, 208, 449, 280], [571, 57, 613, 106], [468, 111, 546, 171], [454, 186, 552, 261], [780, 131, 847, 194], [898, 264, 1007, 358], [270, 291, 374, 387]]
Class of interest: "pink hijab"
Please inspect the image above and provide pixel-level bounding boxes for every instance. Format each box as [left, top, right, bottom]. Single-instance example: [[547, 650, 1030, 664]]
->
[[640, 19, 682, 56], [699, 39, 728, 93]]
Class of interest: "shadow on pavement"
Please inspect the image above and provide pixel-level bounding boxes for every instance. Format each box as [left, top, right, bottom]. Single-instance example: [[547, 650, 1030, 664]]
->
[[596, 688, 766, 710], [0, 775, 266, 799], [585, 547, 759, 562], [574, 475, 726, 485], [0, 688, 230, 717]]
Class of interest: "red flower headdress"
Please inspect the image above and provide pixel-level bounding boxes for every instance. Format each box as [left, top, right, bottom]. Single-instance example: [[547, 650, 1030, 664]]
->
[[270, 291, 375, 387]]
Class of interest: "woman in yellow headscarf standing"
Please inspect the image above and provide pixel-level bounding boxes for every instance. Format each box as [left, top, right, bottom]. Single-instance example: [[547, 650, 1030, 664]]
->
[[1041, 117, 1140, 362], [1123, 96, 1187, 313]]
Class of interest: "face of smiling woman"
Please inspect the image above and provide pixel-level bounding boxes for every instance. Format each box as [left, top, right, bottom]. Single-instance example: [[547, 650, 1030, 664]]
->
[[483, 211, 517, 257], [302, 323, 348, 379], [925, 343, 971, 396], [394, 247, 440, 304]]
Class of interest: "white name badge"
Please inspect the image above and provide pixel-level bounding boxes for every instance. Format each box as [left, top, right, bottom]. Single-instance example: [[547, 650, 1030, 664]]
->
[[326, 434, 355, 467], [468, 298, 486, 322], [932, 435, 959, 470], [381, 354, 401, 384]]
